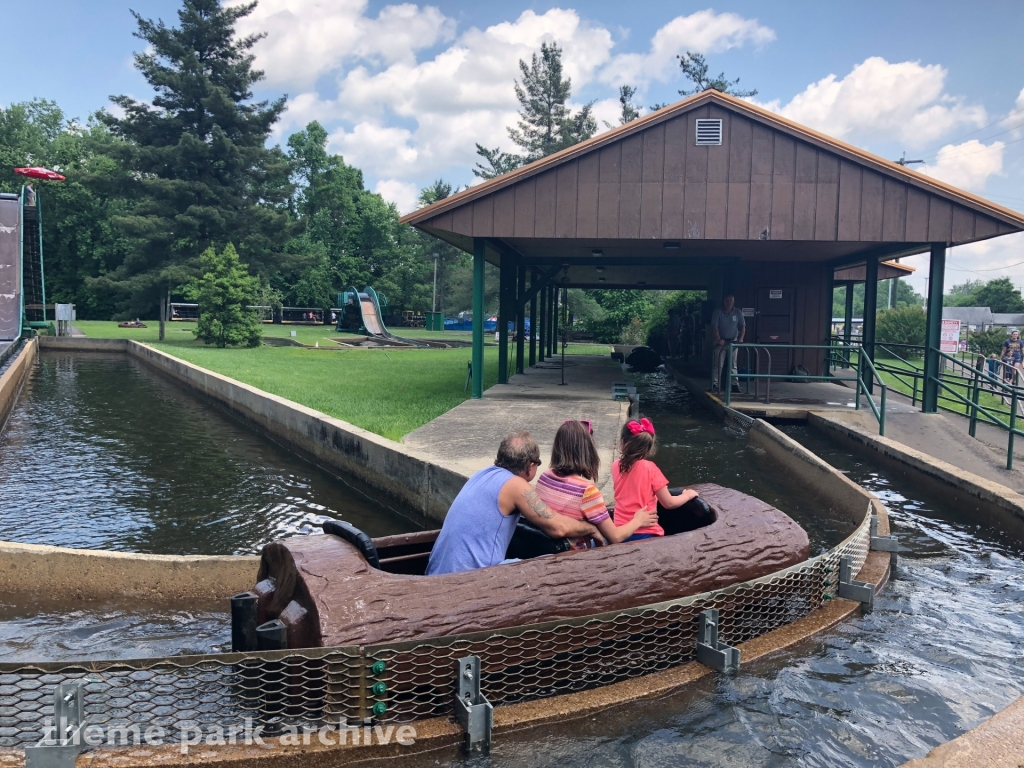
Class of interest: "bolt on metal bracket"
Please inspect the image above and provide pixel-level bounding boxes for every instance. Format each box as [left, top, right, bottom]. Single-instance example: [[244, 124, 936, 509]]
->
[[869, 514, 899, 570], [838, 555, 875, 613], [25, 680, 92, 768], [453, 656, 492, 754], [695, 608, 740, 674]]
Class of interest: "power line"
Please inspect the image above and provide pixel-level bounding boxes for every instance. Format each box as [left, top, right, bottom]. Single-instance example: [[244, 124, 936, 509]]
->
[[917, 104, 1024, 156], [917, 128, 1024, 164]]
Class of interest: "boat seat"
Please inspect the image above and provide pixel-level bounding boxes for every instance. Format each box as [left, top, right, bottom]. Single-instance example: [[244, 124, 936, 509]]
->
[[505, 521, 572, 560], [659, 489, 715, 535], [323, 519, 380, 569]]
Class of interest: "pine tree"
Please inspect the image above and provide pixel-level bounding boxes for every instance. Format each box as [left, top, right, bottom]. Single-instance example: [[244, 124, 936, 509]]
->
[[190, 243, 263, 347], [677, 52, 757, 98], [92, 0, 294, 333], [604, 85, 641, 129], [474, 42, 596, 178]]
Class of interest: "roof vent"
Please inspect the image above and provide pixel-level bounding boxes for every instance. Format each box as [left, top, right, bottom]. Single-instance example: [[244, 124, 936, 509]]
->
[[695, 119, 723, 146]]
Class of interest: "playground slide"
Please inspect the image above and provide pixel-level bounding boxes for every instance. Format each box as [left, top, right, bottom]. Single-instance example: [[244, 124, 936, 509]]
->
[[351, 286, 429, 348], [0, 195, 20, 345]]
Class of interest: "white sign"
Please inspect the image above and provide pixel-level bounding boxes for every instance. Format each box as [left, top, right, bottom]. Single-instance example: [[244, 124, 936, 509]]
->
[[940, 319, 961, 354], [741, 307, 756, 317], [769, 289, 783, 299]]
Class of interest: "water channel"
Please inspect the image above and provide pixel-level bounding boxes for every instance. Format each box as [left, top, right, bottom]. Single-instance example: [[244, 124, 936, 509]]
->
[[2, 354, 1023, 765], [0, 351, 424, 661]]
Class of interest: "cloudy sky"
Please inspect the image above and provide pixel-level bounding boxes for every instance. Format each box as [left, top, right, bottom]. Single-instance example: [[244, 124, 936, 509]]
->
[[4, 0, 1023, 295]]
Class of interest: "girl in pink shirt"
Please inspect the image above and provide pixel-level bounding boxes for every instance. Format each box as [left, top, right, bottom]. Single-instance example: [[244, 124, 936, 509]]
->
[[536, 420, 657, 549], [612, 417, 698, 541]]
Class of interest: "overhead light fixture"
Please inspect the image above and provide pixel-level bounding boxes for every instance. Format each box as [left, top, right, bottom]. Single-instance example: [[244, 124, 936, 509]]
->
[[591, 249, 603, 257], [595, 266, 604, 273], [663, 242, 681, 249]]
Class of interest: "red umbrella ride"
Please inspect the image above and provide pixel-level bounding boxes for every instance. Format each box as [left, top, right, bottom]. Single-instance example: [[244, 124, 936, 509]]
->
[[13, 167, 65, 181]]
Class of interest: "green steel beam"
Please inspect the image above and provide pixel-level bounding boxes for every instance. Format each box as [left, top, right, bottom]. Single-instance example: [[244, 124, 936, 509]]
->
[[923, 243, 946, 413], [472, 238, 485, 399]]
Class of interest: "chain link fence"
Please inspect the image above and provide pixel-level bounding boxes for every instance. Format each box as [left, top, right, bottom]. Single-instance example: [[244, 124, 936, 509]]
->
[[1, 513, 870, 749]]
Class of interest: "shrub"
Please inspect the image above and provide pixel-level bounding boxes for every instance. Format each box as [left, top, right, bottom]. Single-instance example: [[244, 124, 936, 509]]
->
[[189, 244, 263, 348], [967, 327, 1008, 357], [875, 305, 926, 357]]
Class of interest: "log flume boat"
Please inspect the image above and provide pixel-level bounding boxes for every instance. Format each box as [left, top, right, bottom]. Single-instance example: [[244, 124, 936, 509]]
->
[[241, 483, 809, 650]]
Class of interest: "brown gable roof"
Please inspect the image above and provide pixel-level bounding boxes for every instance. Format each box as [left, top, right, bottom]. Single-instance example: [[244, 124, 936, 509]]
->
[[401, 89, 1024, 233]]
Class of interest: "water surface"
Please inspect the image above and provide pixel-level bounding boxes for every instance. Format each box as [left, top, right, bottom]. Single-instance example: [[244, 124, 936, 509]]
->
[[0, 352, 424, 556]]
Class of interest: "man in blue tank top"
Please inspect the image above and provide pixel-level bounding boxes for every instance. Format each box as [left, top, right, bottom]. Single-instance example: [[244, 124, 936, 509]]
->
[[426, 431, 605, 575]]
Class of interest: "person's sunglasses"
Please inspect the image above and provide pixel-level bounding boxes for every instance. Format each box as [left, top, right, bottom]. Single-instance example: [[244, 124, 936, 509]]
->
[[563, 419, 594, 435]]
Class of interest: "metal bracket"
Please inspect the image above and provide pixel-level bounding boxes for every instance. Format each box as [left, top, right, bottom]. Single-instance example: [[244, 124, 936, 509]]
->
[[453, 656, 492, 754], [695, 609, 741, 674], [869, 514, 899, 570], [25, 680, 92, 768], [837, 555, 875, 613]]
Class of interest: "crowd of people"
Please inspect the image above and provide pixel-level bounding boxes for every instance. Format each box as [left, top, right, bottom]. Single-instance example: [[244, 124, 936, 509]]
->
[[426, 416, 698, 576]]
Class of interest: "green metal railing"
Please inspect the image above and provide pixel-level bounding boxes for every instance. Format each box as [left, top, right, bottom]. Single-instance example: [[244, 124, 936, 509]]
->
[[722, 342, 886, 435], [827, 337, 1024, 470]]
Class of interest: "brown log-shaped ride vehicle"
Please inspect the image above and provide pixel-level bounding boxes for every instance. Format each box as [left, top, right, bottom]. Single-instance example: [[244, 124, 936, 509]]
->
[[242, 483, 809, 650]]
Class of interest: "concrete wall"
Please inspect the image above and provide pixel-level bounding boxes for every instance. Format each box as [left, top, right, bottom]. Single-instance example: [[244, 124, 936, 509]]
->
[[0, 337, 35, 430], [749, 418, 889, 535], [38, 337, 468, 523], [809, 412, 1024, 534], [0, 540, 257, 601], [125, 342, 466, 522]]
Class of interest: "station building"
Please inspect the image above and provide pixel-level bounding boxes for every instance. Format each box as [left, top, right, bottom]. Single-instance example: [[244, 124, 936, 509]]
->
[[401, 89, 1024, 412]]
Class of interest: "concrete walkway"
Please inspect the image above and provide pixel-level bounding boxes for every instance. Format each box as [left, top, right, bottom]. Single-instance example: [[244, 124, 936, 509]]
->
[[403, 355, 630, 499]]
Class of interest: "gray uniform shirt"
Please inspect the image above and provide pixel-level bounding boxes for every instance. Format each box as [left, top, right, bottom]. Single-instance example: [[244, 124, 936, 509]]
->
[[711, 307, 745, 341]]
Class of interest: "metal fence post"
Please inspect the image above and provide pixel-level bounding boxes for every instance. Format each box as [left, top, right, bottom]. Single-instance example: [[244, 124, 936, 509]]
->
[[970, 360, 981, 438], [879, 385, 887, 437], [724, 344, 733, 406], [1009, 389, 1018, 471]]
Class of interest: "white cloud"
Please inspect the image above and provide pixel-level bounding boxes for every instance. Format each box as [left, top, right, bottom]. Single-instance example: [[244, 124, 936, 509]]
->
[[239, 5, 779, 185], [759, 57, 986, 148], [917, 140, 1005, 193], [600, 10, 774, 86], [374, 179, 420, 214], [328, 122, 419, 177], [230, 0, 455, 89]]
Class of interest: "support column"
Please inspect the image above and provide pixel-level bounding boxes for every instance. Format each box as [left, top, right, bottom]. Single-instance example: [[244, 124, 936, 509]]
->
[[472, 238, 485, 399], [843, 282, 854, 368], [862, 257, 879, 393], [529, 269, 538, 367], [498, 258, 511, 384], [923, 243, 946, 413], [516, 265, 526, 375], [538, 281, 547, 362], [551, 285, 559, 356]]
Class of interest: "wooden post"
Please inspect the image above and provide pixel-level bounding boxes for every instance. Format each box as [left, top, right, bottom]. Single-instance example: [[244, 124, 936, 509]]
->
[[923, 243, 946, 413], [862, 258, 878, 394], [472, 239, 485, 399], [529, 269, 538, 367], [550, 285, 559, 357]]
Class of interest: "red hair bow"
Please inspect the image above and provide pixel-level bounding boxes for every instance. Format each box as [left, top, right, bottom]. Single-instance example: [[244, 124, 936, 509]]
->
[[627, 418, 655, 436]]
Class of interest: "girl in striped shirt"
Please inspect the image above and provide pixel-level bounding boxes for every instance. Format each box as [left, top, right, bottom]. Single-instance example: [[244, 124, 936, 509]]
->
[[536, 420, 657, 549]]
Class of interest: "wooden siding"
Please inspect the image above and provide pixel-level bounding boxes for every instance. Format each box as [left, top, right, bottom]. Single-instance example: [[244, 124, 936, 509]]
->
[[456, 110, 1007, 244]]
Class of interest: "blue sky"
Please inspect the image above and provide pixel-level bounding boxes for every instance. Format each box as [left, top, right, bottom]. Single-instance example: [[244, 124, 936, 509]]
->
[[3, 0, 1023, 292]]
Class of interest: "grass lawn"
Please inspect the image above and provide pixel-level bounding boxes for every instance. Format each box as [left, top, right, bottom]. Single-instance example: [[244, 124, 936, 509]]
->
[[838, 350, 1014, 423], [73, 321, 500, 440]]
